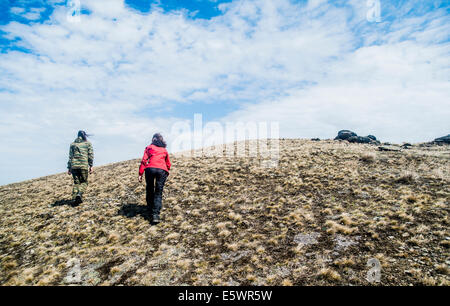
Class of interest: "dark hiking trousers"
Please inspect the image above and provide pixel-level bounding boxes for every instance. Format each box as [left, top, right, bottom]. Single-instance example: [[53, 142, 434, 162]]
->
[[145, 167, 168, 217], [71, 169, 88, 199]]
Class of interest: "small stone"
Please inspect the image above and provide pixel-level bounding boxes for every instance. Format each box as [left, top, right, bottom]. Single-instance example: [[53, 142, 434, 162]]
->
[[334, 235, 359, 251], [293, 232, 320, 247]]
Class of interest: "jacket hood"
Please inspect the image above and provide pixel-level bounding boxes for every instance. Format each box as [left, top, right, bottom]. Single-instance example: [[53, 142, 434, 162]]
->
[[74, 137, 85, 143]]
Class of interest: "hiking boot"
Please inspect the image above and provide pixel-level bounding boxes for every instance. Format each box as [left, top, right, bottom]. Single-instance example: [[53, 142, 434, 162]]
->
[[152, 214, 161, 224], [74, 193, 83, 205]]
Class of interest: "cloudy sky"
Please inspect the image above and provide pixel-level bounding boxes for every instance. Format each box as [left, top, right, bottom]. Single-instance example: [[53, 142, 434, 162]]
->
[[0, 0, 449, 185]]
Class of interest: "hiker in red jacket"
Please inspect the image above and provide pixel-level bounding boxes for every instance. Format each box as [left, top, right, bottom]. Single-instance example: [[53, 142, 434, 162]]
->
[[139, 133, 171, 224]]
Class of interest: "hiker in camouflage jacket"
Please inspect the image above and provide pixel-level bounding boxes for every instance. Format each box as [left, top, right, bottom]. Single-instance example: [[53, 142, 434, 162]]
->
[[67, 130, 94, 204]]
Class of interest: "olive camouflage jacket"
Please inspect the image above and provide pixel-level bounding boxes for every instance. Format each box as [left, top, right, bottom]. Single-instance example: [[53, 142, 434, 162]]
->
[[68, 137, 94, 170]]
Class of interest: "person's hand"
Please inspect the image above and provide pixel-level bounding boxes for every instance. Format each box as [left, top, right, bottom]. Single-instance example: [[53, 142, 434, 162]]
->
[[89, 166, 94, 174], [67, 170, 71, 175], [138, 175, 143, 183]]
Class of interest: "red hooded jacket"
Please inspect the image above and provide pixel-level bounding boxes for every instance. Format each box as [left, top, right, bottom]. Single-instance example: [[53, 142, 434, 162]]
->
[[139, 144, 171, 176]]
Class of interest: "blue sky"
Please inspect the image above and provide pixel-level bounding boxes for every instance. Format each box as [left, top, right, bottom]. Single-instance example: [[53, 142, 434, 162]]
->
[[0, 0, 449, 185]]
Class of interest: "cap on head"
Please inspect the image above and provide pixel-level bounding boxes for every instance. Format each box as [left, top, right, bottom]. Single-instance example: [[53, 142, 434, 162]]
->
[[78, 130, 87, 141]]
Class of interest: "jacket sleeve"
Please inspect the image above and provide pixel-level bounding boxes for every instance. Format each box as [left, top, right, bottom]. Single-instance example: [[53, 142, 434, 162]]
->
[[88, 142, 94, 167], [67, 144, 74, 170], [165, 151, 171, 171], [139, 148, 149, 176]]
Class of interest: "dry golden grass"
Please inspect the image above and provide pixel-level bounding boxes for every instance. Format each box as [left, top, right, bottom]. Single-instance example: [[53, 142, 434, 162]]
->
[[0, 139, 449, 285]]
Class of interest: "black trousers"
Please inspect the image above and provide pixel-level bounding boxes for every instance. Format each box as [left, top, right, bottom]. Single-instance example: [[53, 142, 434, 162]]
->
[[144, 167, 168, 216]]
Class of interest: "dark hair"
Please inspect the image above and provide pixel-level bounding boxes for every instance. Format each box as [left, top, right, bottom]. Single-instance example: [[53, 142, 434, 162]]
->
[[151, 133, 166, 148], [77, 130, 91, 141]]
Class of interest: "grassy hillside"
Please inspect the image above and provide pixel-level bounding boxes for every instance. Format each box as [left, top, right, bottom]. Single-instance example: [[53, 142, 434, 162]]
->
[[0, 139, 449, 285]]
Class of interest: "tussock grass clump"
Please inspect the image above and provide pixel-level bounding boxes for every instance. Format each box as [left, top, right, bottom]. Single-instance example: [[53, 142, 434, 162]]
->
[[317, 268, 341, 281], [333, 257, 356, 267], [395, 171, 419, 184], [435, 264, 449, 275], [325, 220, 358, 235], [360, 152, 376, 163]]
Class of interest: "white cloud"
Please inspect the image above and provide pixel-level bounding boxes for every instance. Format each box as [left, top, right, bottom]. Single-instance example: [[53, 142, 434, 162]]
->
[[0, 0, 448, 184], [9, 6, 46, 21], [10, 7, 26, 15]]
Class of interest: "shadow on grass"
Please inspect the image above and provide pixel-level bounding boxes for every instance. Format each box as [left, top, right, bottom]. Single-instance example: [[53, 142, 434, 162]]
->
[[51, 199, 76, 207], [118, 203, 150, 221]]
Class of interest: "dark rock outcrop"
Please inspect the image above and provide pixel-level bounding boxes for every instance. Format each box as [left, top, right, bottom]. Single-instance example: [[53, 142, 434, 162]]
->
[[401, 143, 412, 149], [434, 134, 450, 144], [348, 136, 372, 144], [378, 146, 401, 152], [334, 130, 380, 144], [334, 130, 357, 140]]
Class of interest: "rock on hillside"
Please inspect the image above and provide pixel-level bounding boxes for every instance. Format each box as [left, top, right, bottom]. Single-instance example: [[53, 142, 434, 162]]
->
[[335, 130, 380, 145], [0, 140, 449, 286], [334, 130, 357, 140], [434, 134, 450, 145]]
